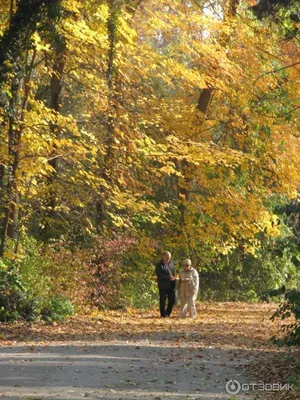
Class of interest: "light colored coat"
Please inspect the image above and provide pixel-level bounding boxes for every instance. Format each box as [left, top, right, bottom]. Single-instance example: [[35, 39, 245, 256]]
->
[[178, 267, 199, 299], [178, 267, 199, 318]]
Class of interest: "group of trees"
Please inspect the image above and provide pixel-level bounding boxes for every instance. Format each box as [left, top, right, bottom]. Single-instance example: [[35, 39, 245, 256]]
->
[[0, 0, 299, 336]]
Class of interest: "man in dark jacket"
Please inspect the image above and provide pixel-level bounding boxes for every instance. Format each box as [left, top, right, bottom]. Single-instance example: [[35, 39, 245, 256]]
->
[[155, 251, 176, 318]]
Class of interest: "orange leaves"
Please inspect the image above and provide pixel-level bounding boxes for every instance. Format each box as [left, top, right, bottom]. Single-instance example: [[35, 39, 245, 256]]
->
[[1, 0, 298, 260]]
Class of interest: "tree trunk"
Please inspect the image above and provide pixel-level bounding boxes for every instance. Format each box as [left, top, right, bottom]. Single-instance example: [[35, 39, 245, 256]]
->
[[45, 34, 66, 216], [95, 0, 143, 231], [0, 49, 36, 255], [96, 0, 121, 231], [0, 0, 62, 255]]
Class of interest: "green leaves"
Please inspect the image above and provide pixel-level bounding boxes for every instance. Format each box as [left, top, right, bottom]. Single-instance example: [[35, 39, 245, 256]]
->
[[271, 289, 300, 346]]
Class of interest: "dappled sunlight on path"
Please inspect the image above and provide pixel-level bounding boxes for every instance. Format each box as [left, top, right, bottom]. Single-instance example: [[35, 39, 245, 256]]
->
[[0, 303, 298, 399]]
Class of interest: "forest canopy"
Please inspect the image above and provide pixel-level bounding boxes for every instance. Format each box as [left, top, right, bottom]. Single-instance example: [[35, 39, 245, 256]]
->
[[0, 0, 299, 317]]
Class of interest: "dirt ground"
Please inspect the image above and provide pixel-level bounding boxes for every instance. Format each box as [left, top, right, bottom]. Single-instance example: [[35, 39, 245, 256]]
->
[[0, 302, 299, 400]]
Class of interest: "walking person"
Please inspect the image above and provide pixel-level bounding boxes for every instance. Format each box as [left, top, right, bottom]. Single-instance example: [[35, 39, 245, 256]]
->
[[178, 258, 199, 318], [155, 251, 176, 318]]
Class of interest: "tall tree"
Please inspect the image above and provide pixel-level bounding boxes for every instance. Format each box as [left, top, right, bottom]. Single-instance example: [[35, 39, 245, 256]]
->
[[0, 0, 63, 255]]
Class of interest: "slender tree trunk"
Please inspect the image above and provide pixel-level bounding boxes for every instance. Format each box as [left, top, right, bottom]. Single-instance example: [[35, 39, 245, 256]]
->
[[0, 1, 14, 217], [96, 0, 121, 231], [7, 49, 30, 239], [0, 0, 62, 255], [0, 166, 4, 192], [9, 0, 14, 24], [0, 49, 36, 255], [11, 49, 37, 251], [0, 0, 55, 90], [44, 33, 66, 222], [95, 0, 143, 232]]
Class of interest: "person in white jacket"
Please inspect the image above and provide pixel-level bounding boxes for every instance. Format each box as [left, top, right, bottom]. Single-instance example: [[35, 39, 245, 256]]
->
[[178, 258, 199, 318]]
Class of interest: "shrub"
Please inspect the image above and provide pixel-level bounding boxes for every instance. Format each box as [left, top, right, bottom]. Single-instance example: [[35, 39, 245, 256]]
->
[[0, 250, 74, 323], [120, 237, 159, 310], [18, 235, 53, 300], [41, 294, 75, 322], [271, 289, 300, 346], [0, 259, 27, 322], [0, 259, 43, 322]]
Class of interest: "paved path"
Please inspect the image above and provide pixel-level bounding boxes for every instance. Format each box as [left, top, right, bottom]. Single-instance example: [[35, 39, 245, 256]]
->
[[0, 337, 254, 399], [1, 302, 281, 400]]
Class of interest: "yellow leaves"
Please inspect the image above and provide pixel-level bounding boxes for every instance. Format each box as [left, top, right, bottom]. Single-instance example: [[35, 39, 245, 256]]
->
[[94, 4, 109, 21], [148, 215, 163, 224], [257, 211, 281, 238], [63, 0, 82, 15], [166, 59, 207, 90], [219, 239, 237, 255], [64, 19, 108, 50], [158, 164, 183, 177], [107, 213, 129, 228], [3, 239, 24, 262], [118, 10, 137, 45], [161, 135, 255, 171], [31, 32, 51, 52], [3, 248, 17, 261], [104, 184, 168, 228], [3, 59, 13, 68], [62, 2, 109, 59], [0, 0, 297, 268], [242, 239, 261, 256]]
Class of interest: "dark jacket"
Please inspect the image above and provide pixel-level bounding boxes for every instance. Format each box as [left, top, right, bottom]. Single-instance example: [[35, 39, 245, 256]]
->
[[155, 260, 176, 290]]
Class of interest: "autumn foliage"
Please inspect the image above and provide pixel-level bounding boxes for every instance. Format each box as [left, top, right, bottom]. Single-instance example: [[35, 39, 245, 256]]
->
[[0, 0, 299, 324]]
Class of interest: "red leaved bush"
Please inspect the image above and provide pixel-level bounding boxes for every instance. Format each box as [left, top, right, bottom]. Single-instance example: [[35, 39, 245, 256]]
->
[[41, 235, 137, 310]]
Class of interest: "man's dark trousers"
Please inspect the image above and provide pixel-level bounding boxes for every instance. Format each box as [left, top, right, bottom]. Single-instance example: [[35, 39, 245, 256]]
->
[[159, 287, 175, 317], [155, 259, 176, 317]]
